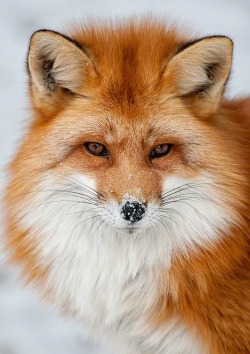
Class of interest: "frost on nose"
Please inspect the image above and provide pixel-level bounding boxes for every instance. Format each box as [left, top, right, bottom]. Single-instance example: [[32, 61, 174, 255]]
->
[[120, 199, 146, 223]]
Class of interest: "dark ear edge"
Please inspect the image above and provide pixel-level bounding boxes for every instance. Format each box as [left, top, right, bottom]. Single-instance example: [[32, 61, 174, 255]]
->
[[177, 35, 233, 55], [164, 35, 233, 117], [27, 29, 96, 117], [178, 36, 233, 96], [168, 35, 233, 96], [26, 29, 90, 76]]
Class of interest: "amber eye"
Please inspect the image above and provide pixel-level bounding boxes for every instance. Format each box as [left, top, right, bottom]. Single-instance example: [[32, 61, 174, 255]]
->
[[150, 144, 172, 159], [84, 142, 109, 158]]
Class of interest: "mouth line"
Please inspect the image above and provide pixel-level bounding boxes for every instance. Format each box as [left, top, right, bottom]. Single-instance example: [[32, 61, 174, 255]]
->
[[117, 226, 142, 234]]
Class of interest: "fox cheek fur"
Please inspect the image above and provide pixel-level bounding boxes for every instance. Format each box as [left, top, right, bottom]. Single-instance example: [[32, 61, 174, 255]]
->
[[4, 19, 250, 354]]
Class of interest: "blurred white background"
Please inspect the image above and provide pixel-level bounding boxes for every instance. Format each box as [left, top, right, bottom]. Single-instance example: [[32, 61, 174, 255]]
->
[[0, 1, 249, 353]]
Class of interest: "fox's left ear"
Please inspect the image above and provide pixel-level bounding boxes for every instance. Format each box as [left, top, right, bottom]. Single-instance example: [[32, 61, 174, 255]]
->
[[165, 36, 233, 117]]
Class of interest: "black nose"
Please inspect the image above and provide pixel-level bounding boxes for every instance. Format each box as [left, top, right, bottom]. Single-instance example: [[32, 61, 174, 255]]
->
[[121, 201, 146, 223]]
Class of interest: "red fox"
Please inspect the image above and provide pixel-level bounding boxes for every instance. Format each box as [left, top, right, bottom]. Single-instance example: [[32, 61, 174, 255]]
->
[[4, 18, 250, 353]]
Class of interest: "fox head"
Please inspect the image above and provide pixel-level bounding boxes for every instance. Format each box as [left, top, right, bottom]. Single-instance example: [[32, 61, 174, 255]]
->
[[6, 19, 247, 286]]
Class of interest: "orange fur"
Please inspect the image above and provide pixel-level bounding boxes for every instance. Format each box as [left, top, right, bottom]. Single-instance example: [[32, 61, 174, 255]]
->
[[4, 18, 250, 353]]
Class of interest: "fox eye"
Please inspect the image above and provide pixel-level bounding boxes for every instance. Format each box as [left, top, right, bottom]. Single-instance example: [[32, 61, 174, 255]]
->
[[84, 142, 109, 158], [150, 144, 172, 159]]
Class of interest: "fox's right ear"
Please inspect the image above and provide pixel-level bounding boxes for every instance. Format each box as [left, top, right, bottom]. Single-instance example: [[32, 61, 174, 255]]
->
[[28, 30, 95, 117]]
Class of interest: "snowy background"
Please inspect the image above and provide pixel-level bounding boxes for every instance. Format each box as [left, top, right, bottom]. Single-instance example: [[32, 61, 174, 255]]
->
[[0, 1, 249, 353]]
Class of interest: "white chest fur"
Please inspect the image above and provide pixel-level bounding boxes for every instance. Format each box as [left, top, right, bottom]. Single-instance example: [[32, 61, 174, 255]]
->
[[18, 172, 232, 353], [30, 225, 204, 354]]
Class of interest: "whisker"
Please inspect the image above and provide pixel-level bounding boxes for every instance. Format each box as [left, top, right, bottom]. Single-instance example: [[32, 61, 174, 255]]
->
[[40, 199, 99, 207], [155, 215, 173, 237], [161, 181, 204, 198], [72, 215, 101, 233], [48, 171, 103, 198], [92, 218, 107, 237], [158, 208, 184, 224], [65, 207, 101, 216]]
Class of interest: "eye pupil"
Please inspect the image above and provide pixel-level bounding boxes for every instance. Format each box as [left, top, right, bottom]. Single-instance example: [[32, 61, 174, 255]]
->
[[90, 143, 101, 153], [85, 142, 109, 158], [150, 144, 172, 159], [155, 145, 167, 153]]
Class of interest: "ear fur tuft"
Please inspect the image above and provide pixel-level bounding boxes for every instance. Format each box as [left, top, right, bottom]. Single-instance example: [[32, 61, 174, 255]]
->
[[27, 30, 94, 115], [165, 36, 233, 116]]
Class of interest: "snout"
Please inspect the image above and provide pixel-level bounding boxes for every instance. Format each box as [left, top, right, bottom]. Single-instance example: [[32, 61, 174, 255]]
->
[[101, 196, 157, 235], [120, 199, 146, 223]]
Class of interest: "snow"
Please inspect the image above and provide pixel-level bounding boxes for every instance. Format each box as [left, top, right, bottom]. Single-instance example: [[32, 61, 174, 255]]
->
[[0, 0, 249, 353]]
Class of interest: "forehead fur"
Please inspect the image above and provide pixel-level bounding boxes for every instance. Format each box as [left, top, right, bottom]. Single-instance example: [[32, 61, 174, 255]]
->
[[70, 19, 189, 111]]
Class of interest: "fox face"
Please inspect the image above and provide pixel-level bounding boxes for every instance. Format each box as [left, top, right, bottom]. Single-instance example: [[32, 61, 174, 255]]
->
[[34, 110, 231, 245], [7, 20, 240, 272], [21, 23, 237, 252], [5, 19, 250, 354]]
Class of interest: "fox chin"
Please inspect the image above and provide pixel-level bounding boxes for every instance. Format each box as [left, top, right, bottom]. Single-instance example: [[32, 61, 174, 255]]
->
[[4, 17, 250, 354]]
